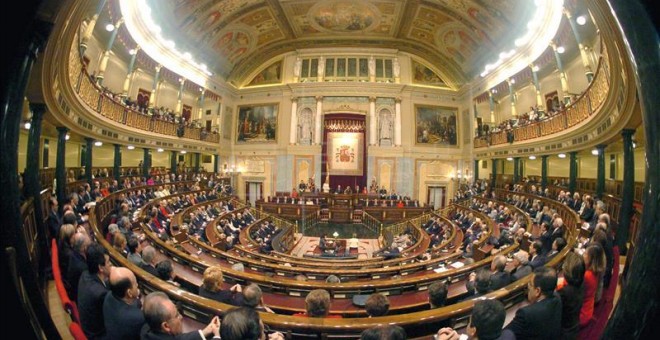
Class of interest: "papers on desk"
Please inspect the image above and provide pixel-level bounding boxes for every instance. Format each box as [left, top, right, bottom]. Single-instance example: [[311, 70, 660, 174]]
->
[[434, 266, 448, 273], [449, 261, 465, 269]]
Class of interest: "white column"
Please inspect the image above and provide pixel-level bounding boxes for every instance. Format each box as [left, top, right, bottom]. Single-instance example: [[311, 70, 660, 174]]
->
[[369, 96, 377, 146], [289, 97, 298, 145], [394, 98, 402, 146], [315, 96, 323, 145]]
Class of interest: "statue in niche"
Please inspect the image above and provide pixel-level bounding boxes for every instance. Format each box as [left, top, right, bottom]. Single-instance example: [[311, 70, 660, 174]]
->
[[368, 56, 376, 77], [298, 108, 313, 145], [294, 57, 302, 78], [393, 58, 400, 78], [379, 110, 393, 145]]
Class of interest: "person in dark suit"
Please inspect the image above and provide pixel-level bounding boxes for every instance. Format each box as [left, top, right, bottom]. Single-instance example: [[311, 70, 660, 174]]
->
[[141, 292, 220, 339], [528, 241, 547, 269], [140, 246, 159, 277], [509, 251, 533, 282], [198, 266, 244, 306], [436, 299, 515, 340], [103, 267, 145, 340], [66, 233, 91, 301], [77, 244, 111, 339], [537, 222, 553, 255], [465, 268, 492, 299], [319, 234, 328, 252], [46, 197, 62, 240], [505, 267, 562, 340], [487, 255, 511, 290]]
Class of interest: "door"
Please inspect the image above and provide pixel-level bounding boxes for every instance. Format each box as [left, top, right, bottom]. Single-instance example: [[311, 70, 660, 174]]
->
[[246, 182, 263, 207], [427, 186, 445, 210]]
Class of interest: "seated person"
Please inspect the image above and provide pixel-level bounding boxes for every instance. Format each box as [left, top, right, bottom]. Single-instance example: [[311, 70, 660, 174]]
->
[[361, 325, 406, 340], [142, 292, 220, 339], [436, 299, 515, 340], [365, 293, 390, 317], [221, 307, 284, 340], [293, 289, 341, 318], [346, 233, 359, 254], [198, 266, 244, 306]]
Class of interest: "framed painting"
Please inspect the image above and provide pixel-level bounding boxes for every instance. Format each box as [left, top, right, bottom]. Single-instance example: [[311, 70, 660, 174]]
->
[[236, 104, 278, 143], [415, 105, 458, 146]]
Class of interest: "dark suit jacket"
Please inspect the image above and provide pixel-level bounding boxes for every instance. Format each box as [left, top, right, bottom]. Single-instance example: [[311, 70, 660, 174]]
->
[[489, 271, 511, 290], [199, 286, 244, 306], [140, 324, 206, 340], [77, 271, 108, 339], [558, 284, 584, 340], [47, 210, 62, 240], [505, 293, 562, 340], [529, 254, 547, 269], [67, 251, 87, 300], [103, 293, 145, 340], [140, 263, 159, 277]]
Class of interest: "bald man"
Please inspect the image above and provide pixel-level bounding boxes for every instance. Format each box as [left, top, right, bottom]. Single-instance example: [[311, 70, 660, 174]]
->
[[141, 292, 220, 339], [103, 267, 145, 339]]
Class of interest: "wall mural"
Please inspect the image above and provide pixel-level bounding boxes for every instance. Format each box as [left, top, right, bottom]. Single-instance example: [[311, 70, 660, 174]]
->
[[247, 60, 282, 86], [310, 1, 378, 32], [236, 104, 278, 143], [411, 60, 446, 86], [415, 105, 458, 146]]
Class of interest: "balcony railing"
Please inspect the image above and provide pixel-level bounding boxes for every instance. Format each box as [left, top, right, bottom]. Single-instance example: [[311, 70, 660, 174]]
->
[[475, 46, 610, 148], [70, 55, 219, 143]]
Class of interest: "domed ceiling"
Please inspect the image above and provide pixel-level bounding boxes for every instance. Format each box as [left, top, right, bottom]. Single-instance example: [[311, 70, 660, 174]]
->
[[141, 0, 535, 87]]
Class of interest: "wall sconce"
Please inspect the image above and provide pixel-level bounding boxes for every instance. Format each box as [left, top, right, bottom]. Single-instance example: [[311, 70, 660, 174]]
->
[[23, 119, 31, 130]]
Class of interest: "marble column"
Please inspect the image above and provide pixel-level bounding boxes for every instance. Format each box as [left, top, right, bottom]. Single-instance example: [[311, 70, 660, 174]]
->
[[175, 78, 185, 114], [551, 42, 571, 104], [214, 154, 219, 174], [604, 0, 660, 336], [0, 17, 60, 337], [474, 159, 479, 183], [315, 96, 323, 145], [197, 89, 205, 120], [25, 103, 46, 254], [113, 144, 121, 181], [80, 0, 108, 55], [149, 65, 162, 109], [55, 128, 68, 210], [568, 151, 578, 195], [488, 92, 496, 123], [122, 46, 139, 97], [96, 18, 123, 86], [541, 155, 549, 190], [395, 98, 402, 146], [143, 148, 150, 177], [617, 129, 635, 254], [507, 79, 517, 116], [513, 157, 520, 183], [596, 145, 606, 198], [289, 97, 297, 145], [531, 64, 543, 108], [369, 96, 377, 145], [170, 151, 177, 174], [491, 159, 498, 190], [84, 138, 94, 185], [194, 153, 200, 173], [564, 9, 594, 82]]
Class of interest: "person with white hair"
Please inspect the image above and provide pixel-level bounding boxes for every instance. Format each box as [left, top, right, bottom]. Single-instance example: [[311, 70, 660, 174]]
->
[[509, 251, 532, 282]]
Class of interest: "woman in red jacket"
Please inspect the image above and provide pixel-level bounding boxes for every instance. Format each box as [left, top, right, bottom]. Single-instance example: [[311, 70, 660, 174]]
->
[[579, 244, 606, 326]]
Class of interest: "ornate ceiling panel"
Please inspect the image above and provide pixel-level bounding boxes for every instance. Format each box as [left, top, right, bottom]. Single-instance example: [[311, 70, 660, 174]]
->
[[147, 0, 532, 86]]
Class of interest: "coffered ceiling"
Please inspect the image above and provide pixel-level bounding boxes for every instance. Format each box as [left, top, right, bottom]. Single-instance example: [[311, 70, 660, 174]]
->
[[142, 0, 535, 87]]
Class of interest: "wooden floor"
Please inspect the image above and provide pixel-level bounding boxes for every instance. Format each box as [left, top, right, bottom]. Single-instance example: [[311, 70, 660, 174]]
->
[[48, 280, 74, 340]]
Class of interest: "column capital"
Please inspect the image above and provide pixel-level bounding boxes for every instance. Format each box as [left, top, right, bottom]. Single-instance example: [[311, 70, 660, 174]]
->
[[621, 128, 636, 137], [395, 97, 402, 103], [541, 155, 549, 159], [84, 137, 95, 143], [369, 96, 377, 102], [315, 95, 323, 101], [114, 143, 121, 148], [155, 64, 162, 72], [596, 144, 607, 151], [563, 8, 573, 19], [56, 126, 69, 134], [291, 96, 298, 102], [29, 102, 47, 117]]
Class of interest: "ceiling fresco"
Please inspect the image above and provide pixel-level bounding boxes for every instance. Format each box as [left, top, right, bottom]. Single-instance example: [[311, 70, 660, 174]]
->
[[146, 0, 532, 86]]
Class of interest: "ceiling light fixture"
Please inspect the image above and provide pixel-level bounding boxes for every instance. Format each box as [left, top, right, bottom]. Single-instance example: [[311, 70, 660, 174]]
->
[[576, 15, 587, 26], [65, 134, 70, 141], [23, 121, 31, 130], [556, 46, 565, 54], [94, 141, 103, 147], [529, 155, 536, 160], [180, 150, 187, 154], [558, 153, 566, 158], [105, 23, 115, 32], [506, 157, 514, 161], [127, 145, 135, 150], [157, 148, 164, 152], [591, 149, 599, 156]]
